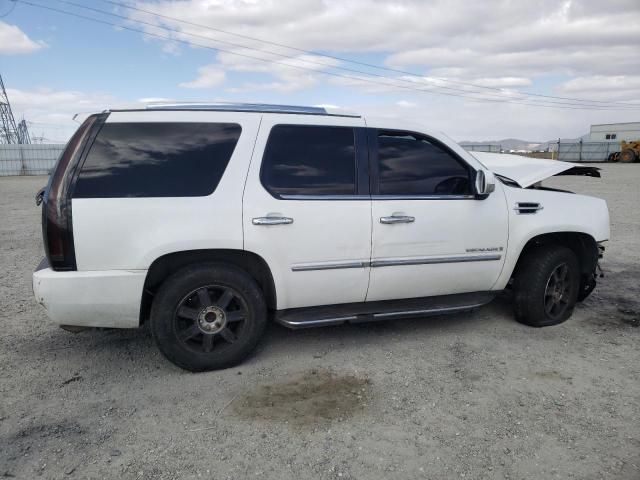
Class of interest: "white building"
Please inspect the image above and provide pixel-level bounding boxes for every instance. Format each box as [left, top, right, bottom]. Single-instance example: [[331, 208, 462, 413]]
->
[[589, 122, 640, 142]]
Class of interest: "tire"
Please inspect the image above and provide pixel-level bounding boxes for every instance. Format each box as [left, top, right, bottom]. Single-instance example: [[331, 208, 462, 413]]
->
[[512, 246, 580, 327], [619, 149, 637, 163], [150, 263, 267, 372]]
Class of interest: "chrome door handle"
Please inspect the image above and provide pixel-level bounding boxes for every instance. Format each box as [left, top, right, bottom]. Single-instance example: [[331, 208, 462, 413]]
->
[[252, 216, 294, 225], [380, 215, 415, 224]]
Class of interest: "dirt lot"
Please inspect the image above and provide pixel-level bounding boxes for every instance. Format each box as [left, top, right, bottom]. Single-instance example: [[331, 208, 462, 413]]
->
[[1, 165, 639, 480]]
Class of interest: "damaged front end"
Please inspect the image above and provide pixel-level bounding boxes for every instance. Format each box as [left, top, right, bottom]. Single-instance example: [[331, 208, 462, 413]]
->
[[471, 151, 600, 188]]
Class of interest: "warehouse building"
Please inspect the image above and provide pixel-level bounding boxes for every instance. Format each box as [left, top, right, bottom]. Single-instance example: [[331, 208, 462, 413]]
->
[[589, 122, 640, 142]]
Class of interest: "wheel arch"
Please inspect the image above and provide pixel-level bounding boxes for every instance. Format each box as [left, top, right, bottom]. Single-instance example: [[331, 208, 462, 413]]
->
[[140, 249, 277, 325], [510, 231, 599, 300]]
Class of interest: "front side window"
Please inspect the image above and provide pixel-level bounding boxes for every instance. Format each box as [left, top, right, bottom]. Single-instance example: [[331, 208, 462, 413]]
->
[[261, 125, 356, 196], [376, 130, 471, 196], [73, 122, 242, 198]]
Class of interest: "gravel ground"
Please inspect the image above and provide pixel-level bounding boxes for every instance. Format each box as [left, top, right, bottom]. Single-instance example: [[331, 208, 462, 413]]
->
[[0, 164, 639, 480]]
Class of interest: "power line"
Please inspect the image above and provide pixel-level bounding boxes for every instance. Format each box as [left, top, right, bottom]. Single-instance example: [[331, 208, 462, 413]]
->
[[0, 0, 17, 18], [101, 0, 640, 109], [17, 0, 640, 111], [69, 1, 582, 108], [62, 0, 640, 110], [58, 0, 640, 110]]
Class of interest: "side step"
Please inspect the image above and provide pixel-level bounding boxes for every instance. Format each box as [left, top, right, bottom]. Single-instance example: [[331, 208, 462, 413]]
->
[[274, 292, 495, 329]]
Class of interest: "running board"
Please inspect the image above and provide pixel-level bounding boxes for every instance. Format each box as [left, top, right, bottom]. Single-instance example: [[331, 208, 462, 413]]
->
[[275, 292, 495, 329]]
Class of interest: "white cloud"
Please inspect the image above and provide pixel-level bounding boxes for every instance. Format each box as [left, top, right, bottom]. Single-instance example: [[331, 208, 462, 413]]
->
[[396, 100, 416, 108], [7, 88, 118, 142], [556, 75, 640, 102], [130, 0, 640, 77], [179, 65, 226, 88], [0, 21, 46, 55], [6, 0, 639, 142], [137, 97, 175, 103], [180, 51, 341, 92]]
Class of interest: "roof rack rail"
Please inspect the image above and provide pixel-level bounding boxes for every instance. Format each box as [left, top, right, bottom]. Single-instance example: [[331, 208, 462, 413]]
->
[[143, 102, 360, 117]]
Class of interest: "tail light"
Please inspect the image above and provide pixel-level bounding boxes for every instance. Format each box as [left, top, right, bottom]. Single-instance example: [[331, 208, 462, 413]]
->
[[43, 115, 100, 271]]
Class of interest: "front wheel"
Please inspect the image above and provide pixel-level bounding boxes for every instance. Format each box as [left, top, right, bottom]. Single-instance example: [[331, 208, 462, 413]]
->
[[513, 246, 580, 327], [150, 263, 267, 371]]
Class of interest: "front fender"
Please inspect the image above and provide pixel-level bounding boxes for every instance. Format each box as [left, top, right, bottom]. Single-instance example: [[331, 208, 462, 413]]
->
[[493, 187, 609, 290]]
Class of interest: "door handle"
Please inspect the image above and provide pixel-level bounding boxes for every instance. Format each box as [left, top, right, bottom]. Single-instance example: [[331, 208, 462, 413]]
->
[[252, 216, 294, 226], [380, 215, 415, 224]]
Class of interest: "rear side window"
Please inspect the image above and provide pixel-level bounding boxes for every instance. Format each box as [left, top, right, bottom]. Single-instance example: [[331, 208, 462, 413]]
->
[[261, 125, 356, 196], [73, 122, 241, 198], [377, 130, 471, 196]]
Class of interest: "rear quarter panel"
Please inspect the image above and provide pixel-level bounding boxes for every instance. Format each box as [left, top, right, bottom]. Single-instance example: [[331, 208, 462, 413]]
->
[[72, 111, 261, 270]]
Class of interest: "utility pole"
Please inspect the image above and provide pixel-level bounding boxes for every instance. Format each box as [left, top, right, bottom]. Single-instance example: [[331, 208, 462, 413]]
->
[[0, 74, 31, 144]]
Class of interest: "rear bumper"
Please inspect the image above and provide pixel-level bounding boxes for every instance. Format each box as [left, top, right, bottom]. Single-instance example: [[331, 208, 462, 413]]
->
[[32, 265, 147, 328]]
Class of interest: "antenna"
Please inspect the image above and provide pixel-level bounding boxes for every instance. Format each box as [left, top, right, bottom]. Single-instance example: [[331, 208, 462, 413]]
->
[[0, 75, 31, 144]]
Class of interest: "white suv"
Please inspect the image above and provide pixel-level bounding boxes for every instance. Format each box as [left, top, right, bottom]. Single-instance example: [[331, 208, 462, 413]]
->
[[33, 103, 610, 371]]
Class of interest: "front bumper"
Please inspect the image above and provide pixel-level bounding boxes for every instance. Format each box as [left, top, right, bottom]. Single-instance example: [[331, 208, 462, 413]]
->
[[33, 264, 147, 329]]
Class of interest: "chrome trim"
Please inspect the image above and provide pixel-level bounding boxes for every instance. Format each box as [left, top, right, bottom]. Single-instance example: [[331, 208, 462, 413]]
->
[[266, 194, 478, 201], [143, 102, 361, 117], [380, 215, 415, 224], [370, 254, 501, 268], [372, 303, 486, 319], [371, 194, 476, 200], [280, 194, 369, 201], [292, 261, 368, 272], [292, 254, 501, 271], [252, 216, 294, 225], [277, 315, 358, 328]]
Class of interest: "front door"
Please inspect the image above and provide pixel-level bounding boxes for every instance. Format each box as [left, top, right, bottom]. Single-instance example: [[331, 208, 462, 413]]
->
[[366, 128, 509, 302], [243, 114, 371, 310]]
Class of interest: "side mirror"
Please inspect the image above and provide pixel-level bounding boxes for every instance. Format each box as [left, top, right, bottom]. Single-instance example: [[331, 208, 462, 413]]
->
[[474, 170, 495, 199]]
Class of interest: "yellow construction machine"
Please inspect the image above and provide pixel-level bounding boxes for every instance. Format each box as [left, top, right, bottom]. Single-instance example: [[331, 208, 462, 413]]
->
[[608, 140, 640, 163]]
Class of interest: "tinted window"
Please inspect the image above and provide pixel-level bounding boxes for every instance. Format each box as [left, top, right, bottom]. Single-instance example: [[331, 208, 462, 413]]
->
[[377, 130, 471, 195], [261, 125, 356, 196], [73, 122, 241, 198]]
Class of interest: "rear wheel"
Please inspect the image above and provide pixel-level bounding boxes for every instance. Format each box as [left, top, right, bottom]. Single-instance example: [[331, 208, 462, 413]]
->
[[150, 263, 267, 371], [513, 246, 580, 327]]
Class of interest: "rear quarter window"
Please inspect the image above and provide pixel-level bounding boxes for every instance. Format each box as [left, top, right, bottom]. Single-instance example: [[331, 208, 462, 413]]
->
[[73, 122, 241, 198]]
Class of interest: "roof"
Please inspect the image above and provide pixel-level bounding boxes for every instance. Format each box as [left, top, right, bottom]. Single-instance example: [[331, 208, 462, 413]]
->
[[590, 121, 640, 128], [109, 102, 361, 118]]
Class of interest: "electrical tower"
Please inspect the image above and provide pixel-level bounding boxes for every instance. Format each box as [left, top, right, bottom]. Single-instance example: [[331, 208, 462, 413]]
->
[[0, 74, 31, 144]]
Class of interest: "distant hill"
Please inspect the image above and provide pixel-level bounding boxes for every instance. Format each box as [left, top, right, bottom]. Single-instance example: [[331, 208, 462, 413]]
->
[[460, 134, 589, 151]]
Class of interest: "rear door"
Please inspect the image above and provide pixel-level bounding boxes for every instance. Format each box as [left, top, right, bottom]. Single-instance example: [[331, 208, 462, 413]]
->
[[243, 114, 371, 310], [366, 128, 509, 302]]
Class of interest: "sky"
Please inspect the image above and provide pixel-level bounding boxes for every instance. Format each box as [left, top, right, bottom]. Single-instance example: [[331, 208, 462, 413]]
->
[[1, 0, 639, 143]]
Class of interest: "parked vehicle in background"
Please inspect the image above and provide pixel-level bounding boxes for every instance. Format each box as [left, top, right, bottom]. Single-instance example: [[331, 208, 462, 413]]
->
[[608, 140, 640, 163], [33, 103, 609, 371]]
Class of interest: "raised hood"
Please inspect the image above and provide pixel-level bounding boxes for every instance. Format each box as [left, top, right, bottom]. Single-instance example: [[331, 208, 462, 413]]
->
[[471, 151, 600, 188]]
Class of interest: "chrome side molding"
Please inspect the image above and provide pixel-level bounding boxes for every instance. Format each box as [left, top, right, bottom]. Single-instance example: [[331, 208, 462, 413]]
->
[[291, 254, 502, 271], [292, 261, 368, 272], [370, 254, 501, 268]]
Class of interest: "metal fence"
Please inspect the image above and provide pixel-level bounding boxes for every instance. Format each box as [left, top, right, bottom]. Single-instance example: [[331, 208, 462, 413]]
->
[[461, 144, 502, 153], [0, 144, 65, 176], [557, 141, 618, 163]]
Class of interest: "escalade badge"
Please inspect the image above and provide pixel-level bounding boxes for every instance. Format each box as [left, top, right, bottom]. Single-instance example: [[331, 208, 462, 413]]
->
[[466, 247, 504, 253]]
